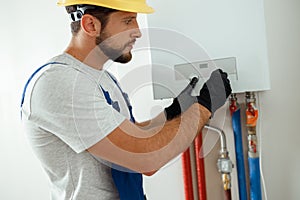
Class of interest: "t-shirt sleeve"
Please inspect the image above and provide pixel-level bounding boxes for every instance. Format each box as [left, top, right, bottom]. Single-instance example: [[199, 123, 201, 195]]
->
[[30, 67, 126, 153]]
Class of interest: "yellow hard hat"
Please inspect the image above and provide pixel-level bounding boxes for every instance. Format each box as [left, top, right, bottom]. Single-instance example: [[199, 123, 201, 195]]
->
[[57, 0, 154, 14]]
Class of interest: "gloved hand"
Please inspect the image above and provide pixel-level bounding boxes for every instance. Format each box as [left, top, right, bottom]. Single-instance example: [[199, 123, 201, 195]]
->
[[164, 77, 198, 120], [197, 69, 232, 114], [164, 69, 232, 120]]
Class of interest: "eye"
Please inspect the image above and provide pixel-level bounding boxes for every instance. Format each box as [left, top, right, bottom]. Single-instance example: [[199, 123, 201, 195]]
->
[[124, 19, 133, 25]]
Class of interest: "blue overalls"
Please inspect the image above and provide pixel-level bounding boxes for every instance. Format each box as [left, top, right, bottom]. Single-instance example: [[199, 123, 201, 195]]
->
[[21, 63, 145, 200], [100, 72, 145, 200]]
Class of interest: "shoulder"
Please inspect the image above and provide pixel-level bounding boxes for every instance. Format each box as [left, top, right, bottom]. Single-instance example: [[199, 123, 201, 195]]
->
[[31, 63, 101, 106]]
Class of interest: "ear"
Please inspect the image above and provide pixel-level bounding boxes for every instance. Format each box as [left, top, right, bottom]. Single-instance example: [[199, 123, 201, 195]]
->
[[80, 14, 101, 37]]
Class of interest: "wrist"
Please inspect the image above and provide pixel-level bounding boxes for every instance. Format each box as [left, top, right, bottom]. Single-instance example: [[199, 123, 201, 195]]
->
[[164, 98, 181, 121], [197, 103, 212, 120], [197, 95, 212, 113]]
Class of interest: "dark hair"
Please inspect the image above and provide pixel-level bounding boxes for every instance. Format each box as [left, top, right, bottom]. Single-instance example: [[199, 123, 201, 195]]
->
[[65, 4, 117, 35]]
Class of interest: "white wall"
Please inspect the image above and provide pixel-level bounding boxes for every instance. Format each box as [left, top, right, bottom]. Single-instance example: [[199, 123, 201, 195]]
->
[[260, 0, 300, 199], [0, 1, 69, 199], [0, 0, 299, 199]]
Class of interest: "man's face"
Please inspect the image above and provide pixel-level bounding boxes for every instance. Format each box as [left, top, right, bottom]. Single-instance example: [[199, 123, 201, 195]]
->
[[96, 11, 141, 63]]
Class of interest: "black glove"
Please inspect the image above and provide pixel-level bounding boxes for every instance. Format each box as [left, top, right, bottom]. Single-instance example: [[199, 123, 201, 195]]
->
[[164, 77, 198, 120], [197, 69, 232, 114]]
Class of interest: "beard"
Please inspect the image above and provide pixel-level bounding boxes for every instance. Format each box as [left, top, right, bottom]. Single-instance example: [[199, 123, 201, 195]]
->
[[96, 31, 133, 64]]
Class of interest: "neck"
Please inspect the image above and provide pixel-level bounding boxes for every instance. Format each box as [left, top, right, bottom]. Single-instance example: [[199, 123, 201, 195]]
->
[[65, 36, 108, 70]]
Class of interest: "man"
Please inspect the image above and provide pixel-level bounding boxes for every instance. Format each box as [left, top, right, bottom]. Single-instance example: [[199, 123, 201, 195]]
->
[[21, 0, 231, 199]]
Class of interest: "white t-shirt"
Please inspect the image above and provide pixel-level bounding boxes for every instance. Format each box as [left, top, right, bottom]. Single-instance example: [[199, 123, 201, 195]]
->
[[22, 53, 131, 200]]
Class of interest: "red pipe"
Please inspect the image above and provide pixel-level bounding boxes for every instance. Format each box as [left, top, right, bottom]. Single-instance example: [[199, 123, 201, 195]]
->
[[194, 132, 207, 200], [224, 189, 232, 200], [182, 148, 194, 200]]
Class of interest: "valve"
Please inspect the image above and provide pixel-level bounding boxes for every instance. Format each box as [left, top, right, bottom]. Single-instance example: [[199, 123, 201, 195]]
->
[[229, 94, 238, 115], [217, 157, 234, 190], [245, 92, 258, 127], [217, 157, 233, 174]]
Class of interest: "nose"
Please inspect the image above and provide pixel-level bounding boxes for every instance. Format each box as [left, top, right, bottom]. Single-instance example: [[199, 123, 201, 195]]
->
[[131, 21, 142, 38], [132, 28, 142, 38]]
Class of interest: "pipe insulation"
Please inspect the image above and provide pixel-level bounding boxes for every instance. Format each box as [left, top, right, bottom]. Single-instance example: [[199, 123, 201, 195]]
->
[[232, 109, 248, 200], [248, 157, 262, 200]]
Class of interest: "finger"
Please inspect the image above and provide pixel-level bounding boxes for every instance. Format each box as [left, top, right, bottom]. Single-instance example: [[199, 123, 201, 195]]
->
[[189, 76, 199, 88]]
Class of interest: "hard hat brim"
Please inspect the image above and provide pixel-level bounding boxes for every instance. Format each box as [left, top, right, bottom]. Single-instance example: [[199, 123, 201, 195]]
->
[[57, 0, 155, 14]]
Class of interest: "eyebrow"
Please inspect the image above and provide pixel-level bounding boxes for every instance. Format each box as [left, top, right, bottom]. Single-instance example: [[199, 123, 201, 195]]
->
[[122, 16, 137, 20]]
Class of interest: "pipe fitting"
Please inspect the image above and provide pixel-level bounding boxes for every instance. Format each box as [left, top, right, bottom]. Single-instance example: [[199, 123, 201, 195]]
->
[[229, 93, 238, 115], [204, 125, 228, 155], [245, 92, 258, 128], [222, 173, 232, 191]]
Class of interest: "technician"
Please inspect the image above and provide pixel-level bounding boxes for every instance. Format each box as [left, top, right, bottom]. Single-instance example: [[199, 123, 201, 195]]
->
[[21, 0, 232, 199]]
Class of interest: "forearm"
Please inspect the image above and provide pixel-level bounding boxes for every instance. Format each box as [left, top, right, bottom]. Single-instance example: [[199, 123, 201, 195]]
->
[[141, 103, 210, 154], [88, 103, 211, 173], [135, 112, 166, 130]]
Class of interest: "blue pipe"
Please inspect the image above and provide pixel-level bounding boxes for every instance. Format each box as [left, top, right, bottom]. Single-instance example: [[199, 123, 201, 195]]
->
[[249, 157, 262, 200], [232, 109, 248, 200]]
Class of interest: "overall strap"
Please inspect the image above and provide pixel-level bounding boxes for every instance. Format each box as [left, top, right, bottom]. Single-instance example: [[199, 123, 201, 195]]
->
[[105, 72, 136, 123], [100, 72, 145, 200], [20, 62, 66, 119]]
